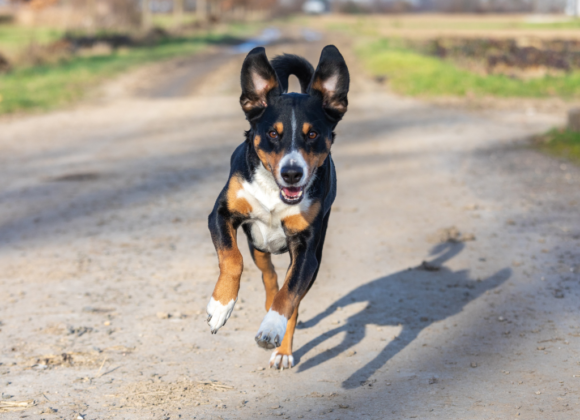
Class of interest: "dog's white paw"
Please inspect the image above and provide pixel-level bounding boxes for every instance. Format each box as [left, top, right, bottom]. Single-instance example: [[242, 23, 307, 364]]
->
[[255, 310, 287, 349], [270, 350, 294, 370], [206, 297, 236, 334]]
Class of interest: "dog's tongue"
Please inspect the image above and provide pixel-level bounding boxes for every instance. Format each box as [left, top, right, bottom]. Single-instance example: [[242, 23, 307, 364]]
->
[[282, 187, 302, 199]]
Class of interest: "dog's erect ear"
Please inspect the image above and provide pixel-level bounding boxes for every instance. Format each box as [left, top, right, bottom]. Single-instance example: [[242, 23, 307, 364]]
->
[[240, 47, 281, 121], [309, 45, 350, 123]]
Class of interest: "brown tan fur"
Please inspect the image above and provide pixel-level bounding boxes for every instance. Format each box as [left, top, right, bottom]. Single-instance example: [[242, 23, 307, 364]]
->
[[210, 175, 251, 305], [226, 175, 252, 216], [254, 135, 284, 174], [252, 248, 279, 311], [271, 305, 300, 366], [299, 122, 332, 169], [241, 77, 278, 113], [282, 201, 321, 235], [212, 225, 243, 305], [274, 122, 284, 135], [270, 283, 296, 320], [311, 78, 347, 115]]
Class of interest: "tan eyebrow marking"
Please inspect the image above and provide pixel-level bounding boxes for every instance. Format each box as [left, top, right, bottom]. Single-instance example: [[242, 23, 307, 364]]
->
[[274, 122, 284, 134], [302, 123, 312, 135]]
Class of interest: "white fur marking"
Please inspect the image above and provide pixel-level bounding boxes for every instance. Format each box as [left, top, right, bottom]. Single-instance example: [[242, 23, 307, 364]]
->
[[238, 165, 312, 253], [278, 151, 309, 188], [206, 297, 236, 333], [252, 72, 269, 95], [270, 351, 295, 370], [322, 74, 339, 93], [291, 108, 297, 148], [256, 310, 287, 349]]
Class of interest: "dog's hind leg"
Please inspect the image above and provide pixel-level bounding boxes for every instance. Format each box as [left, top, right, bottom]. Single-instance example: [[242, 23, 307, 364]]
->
[[248, 241, 279, 311]]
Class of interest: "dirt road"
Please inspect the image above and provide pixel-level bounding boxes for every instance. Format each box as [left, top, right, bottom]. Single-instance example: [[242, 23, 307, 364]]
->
[[1, 31, 579, 420]]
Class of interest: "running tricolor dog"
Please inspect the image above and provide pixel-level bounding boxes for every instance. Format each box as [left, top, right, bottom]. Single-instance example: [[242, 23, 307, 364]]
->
[[206, 45, 349, 369]]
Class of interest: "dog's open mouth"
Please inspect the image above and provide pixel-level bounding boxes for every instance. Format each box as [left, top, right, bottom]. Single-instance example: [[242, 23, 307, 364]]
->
[[280, 186, 304, 205]]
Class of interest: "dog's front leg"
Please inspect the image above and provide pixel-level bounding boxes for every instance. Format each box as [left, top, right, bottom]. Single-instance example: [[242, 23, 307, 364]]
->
[[255, 227, 320, 350], [206, 208, 243, 334]]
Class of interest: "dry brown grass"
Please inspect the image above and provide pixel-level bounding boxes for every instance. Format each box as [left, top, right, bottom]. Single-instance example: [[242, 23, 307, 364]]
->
[[118, 378, 234, 409], [0, 400, 36, 413]]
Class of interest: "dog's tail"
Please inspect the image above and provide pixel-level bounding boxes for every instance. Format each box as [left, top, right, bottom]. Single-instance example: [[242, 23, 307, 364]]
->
[[271, 54, 314, 94]]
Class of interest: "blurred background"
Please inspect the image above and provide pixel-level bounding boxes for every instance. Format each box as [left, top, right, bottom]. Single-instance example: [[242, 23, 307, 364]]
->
[[2, 0, 580, 158]]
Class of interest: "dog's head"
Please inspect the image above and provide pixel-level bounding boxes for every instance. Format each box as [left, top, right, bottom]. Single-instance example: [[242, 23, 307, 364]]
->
[[240, 45, 349, 205]]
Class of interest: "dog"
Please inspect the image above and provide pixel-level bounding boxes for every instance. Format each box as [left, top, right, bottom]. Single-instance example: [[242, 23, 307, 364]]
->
[[206, 45, 349, 369]]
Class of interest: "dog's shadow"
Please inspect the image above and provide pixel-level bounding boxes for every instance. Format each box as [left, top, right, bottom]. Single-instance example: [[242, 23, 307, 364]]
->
[[294, 242, 511, 389]]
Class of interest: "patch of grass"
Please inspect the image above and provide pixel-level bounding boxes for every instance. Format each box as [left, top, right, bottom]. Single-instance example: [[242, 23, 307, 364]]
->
[[521, 19, 580, 30], [535, 129, 580, 164], [0, 32, 238, 115], [0, 25, 65, 56], [357, 39, 580, 98]]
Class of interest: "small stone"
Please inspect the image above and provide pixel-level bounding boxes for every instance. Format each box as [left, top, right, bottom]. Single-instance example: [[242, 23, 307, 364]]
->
[[103, 321, 111, 326], [553, 290, 564, 299], [537, 346, 545, 351], [77, 415, 86, 420], [470, 362, 478, 368], [339, 404, 350, 409], [156, 312, 170, 319], [256, 367, 265, 371], [41, 407, 58, 414], [346, 350, 356, 357], [498, 316, 505, 322], [535, 391, 541, 395], [428, 377, 438, 385]]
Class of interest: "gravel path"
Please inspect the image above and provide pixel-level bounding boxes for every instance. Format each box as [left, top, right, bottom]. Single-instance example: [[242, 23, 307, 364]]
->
[[1, 33, 579, 420]]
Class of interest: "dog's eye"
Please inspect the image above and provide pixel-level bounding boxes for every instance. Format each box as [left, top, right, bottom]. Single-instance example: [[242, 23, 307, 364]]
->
[[307, 131, 318, 140], [268, 131, 279, 139]]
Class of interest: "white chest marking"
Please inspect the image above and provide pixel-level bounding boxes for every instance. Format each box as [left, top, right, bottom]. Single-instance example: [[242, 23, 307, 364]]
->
[[238, 164, 312, 253]]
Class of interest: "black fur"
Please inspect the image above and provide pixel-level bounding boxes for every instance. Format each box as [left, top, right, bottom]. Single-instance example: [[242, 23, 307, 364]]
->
[[270, 54, 315, 94], [208, 45, 348, 355]]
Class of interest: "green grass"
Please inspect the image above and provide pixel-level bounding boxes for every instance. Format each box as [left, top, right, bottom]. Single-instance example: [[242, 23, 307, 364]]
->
[[0, 31, 241, 115], [0, 25, 66, 56], [357, 39, 580, 98], [536, 129, 580, 164], [521, 19, 580, 30]]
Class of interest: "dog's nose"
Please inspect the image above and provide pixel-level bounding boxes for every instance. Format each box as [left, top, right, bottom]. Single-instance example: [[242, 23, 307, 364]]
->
[[281, 166, 303, 185]]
